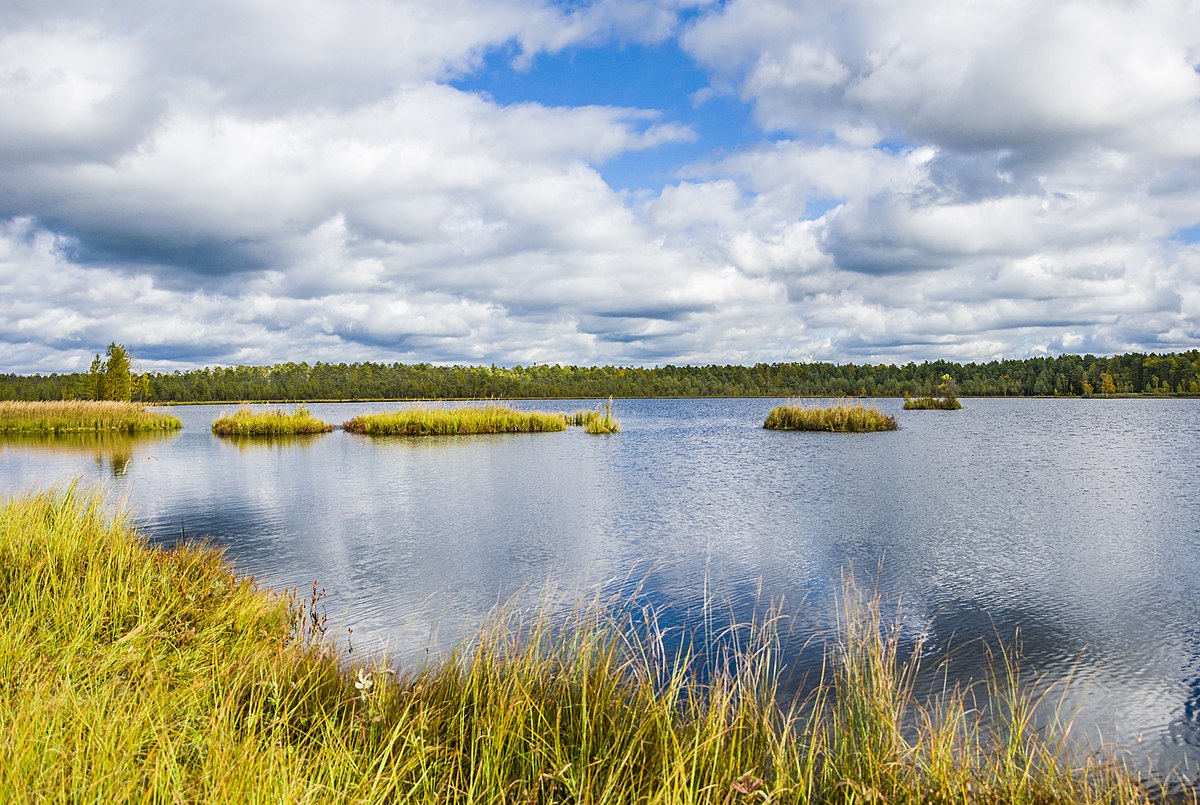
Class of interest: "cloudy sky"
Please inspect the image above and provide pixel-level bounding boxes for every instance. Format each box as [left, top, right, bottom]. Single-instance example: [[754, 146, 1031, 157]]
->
[[2, 0, 1199, 373]]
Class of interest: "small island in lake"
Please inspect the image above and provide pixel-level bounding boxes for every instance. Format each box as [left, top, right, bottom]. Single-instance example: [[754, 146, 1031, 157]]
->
[[344, 405, 569, 436], [763, 401, 898, 432], [903, 373, 963, 410], [0, 400, 182, 434], [211, 404, 334, 436]]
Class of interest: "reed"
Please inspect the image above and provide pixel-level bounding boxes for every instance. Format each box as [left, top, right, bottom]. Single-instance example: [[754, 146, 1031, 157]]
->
[[0, 400, 182, 433], [571, 396, 620, 434], [211, 404, 334, 436], [903, 395, 963, 410], [764, 400, 899, 432], [0, 487, 1170, 803], [343, 405, 567, 436]]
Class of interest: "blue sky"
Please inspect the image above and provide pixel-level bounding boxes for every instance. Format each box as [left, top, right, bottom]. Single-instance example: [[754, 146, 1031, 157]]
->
[[1, 0, 1199, 373]]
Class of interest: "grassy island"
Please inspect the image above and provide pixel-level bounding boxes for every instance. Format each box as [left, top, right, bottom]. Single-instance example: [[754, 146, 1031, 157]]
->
[[0, 400, 182, 434], [211, 404, 334, 436], [764, 401, 899, 432], [0, 488, 1162, 802], [343, 405, 568, 436], [570, 396, 620, 434], [903, 395, 963, 410]]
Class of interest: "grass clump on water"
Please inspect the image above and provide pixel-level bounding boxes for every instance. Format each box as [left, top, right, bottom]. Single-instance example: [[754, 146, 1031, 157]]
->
[[570, 396, 620, 434], [343, 405, 567, 436], [211, 404, 334, 436], [0, 400, 182, 434], [764, 400, 899, 432], [903, 395, 963, 410], [0, 487, 1169, 803]]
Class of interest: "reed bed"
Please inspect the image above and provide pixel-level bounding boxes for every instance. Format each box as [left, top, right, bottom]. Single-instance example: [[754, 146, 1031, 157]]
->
[[343, 405, 568, 436], [570, 396, 621, 434], [0, 487, 1173, 803], [904, 395, 963, 410], [764, 401, 899, 432], [0, 400, 182, 433], [211, 404, 334, 436]]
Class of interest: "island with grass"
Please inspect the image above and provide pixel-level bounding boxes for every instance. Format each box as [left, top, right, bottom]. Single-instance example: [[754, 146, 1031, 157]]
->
[[764, 400, 898, 432], [343, 402, 621, 436], [0, 400, 182, 434], [211, 404, 334, 436]]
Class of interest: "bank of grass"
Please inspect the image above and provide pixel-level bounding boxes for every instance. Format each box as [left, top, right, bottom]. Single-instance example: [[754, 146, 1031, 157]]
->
[[0, 400, 182, 433], [0, 487, 1173, 803], [571, 396, 620, 434], [343, 405, 568, 436], [904, 395, 963, 410], [765, 400, 899, 432], [211, 404, 334, 436]]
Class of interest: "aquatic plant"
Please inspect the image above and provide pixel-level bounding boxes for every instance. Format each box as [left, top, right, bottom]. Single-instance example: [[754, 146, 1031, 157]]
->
[[571, 396, 620, 434], [904, 373, 962, 410], [0, 400, 181, 433], [211, 404, 334, 436], [343, 405, 568, 436], [764, 400, 898, 432], [0, 487, 1169, 803]]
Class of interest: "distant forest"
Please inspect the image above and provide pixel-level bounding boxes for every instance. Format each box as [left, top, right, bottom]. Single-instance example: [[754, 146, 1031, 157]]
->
[[3, 350, 1200, 402]]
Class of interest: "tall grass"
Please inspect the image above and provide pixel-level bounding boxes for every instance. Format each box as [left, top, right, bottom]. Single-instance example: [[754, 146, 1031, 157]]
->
[[903, 395, 963, 410], [570, 396, 620, 434], [0, 400, 182, 433], [764, 400, 899, 432], [211, 404, 334, 436], [0, 488, 1172, 802], [343, 405, 568, 436]]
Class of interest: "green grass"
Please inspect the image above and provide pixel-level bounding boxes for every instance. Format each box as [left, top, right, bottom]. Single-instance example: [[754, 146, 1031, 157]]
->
[[570, 397, 621, 434], [903, 395, 963, 410], [211, 404, 334, 436], [0, 400, 182, 433], [764, 401, 899, 432], [343, 405, 568, 436], [0, 487, 1171, 803]]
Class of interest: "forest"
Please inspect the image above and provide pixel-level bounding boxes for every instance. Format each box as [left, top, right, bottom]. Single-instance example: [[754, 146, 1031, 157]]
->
[[2, 350, 1199, 402]]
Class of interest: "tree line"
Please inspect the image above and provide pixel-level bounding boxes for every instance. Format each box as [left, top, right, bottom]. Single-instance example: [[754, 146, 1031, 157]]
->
[[2, 350, 1200, 402]]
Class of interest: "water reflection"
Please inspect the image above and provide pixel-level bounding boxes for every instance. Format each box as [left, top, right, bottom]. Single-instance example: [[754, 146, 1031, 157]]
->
[[0, 430, 179, 478]]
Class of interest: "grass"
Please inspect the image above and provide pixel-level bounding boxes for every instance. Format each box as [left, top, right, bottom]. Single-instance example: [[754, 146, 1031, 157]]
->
[[570, 396, 621, 434], [343, 405, 569, 436], [903, 395, 963, 410], [211, 404, 334, 436], [0, 400, 182, 433], [0, 487, 1176, 803], [764, 400, 899, 432]]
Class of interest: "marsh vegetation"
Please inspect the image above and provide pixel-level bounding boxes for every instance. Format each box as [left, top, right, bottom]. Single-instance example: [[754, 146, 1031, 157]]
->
[[0, 400, 182, 433], [210, 404, 334, 436], [343, 405, 569, 436], [0, 487, 1165, 802], [571, 396, 620, 434], [904, 373, 963, 410], [764, 401, 899, 432]]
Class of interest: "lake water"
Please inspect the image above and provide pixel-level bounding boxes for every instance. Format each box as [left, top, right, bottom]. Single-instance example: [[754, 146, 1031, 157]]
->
[[3, 397, 1199, 785]]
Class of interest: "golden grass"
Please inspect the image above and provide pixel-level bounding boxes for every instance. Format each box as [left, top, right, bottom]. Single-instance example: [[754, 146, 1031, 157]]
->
[[0, 400, 182, 433], [0, 487, 1175, 803], [211, 404, 334, 436], [903, 395, 964, 410], [764, 400, 899, 432], [343, 405, 568, 436]]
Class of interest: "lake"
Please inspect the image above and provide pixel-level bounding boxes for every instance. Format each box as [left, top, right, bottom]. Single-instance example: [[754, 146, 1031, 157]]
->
[[3, 397, 1199, 784]]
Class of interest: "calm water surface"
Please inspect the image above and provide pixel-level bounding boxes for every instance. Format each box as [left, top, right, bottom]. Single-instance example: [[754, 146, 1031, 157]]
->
[[3, 397, 1199, 783]]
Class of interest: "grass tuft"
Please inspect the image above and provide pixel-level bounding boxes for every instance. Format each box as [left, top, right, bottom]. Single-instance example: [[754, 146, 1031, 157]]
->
[[571, 396, 621, 434], [343, 405, 568, 436], [764, 400, 899, 432], [0, 488, 1174, 802], [211, 404, 334, 436], [0, 400, 182, 433], [903, 395, 963, 410]]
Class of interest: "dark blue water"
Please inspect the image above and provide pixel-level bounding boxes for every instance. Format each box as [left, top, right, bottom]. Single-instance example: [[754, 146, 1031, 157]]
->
[[3, 397, 1199, 781]]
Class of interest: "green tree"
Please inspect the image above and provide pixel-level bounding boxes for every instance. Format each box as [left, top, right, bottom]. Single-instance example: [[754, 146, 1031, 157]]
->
[[102, 343, 133, 401]]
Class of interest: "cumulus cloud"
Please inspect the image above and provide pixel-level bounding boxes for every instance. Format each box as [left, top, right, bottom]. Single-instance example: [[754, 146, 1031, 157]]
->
[[1, 0, 1199, 372]]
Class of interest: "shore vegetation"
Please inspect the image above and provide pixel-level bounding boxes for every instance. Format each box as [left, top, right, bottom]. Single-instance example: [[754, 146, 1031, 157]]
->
[[571, 396, 620, 434], [211, 404, 334, 436], [0, 400, 182, 434], [0, 487, 1168, 802], [764, 400, 899, 432], [343, 405, 567, 436]]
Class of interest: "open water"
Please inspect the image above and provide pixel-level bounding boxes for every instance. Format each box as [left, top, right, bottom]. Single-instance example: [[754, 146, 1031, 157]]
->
[[3, 397, 1199, 784]]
